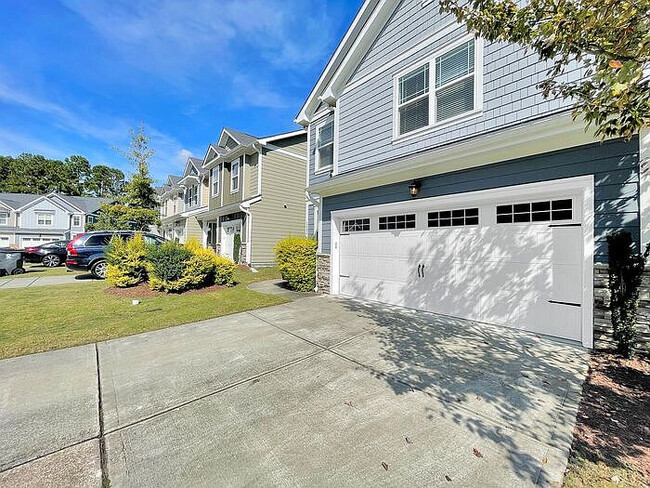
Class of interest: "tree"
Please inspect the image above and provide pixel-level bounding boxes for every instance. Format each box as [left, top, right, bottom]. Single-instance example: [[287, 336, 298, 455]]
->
[[85, 165, 125, 197], [86, 203, 160, 232], [438, 0, 650, 139], [62, 155, 92, 196], [115, 123, 157, 209]]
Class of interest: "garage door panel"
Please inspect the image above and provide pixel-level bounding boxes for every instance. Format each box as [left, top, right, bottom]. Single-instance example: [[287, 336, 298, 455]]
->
[[336, 186, 585, 343]]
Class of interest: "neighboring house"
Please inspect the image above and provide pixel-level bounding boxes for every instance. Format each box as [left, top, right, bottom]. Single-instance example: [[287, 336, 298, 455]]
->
[[296, 0, 649, 349], [198, 127, 307, 266], [158, 158, 210, 244], [0, 192, 113, 247]]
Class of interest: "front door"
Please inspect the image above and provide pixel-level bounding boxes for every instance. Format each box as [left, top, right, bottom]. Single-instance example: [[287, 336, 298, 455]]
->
[[221, 219, 242, 261]]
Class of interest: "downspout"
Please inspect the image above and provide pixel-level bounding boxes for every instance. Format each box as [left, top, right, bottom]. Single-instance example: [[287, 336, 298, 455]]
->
[[239, 195, 262, 267]]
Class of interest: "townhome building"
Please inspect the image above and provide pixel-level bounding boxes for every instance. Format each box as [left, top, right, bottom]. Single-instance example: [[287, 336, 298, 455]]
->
[[199, 127, 307, 266], [158, 157, 210, 243], [297, 0, 649, 349], [0, 192, 112, 247]]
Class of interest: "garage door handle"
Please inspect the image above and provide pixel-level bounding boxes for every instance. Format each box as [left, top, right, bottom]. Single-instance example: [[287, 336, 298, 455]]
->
[[417, 264, 422, 278], [421, 264, 425, 278], [548, 300, 581, 307]]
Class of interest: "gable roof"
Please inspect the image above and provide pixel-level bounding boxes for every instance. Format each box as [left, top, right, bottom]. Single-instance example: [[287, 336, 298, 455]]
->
[[0, 192, 111, 214], [0, 193, 39, 210], [295, 0, 400, 125], [60, 195, 113, 214], [220, 127, 259, 148]]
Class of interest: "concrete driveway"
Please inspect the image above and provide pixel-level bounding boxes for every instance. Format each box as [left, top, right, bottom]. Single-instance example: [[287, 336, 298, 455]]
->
[[0, 295, 589, 487]]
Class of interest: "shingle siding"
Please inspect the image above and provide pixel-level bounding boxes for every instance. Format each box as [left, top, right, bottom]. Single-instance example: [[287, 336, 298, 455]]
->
[[308, 0, 585, 182], [321, 137, 640, 262]]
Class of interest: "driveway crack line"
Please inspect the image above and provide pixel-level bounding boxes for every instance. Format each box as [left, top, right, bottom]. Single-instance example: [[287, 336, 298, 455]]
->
[[95, 342, 109, 487]]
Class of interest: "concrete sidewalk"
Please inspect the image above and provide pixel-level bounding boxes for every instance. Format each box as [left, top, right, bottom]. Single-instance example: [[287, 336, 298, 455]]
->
[[0, 295, 588, 487], [0, 274, 98, 289]]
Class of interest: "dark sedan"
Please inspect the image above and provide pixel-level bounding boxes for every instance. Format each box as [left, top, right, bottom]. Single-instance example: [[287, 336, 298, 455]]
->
[[24, 240, 69, 267]]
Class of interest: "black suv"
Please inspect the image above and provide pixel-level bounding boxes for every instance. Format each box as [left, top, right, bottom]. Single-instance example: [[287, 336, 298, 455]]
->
[[66, 231, 166, 279]]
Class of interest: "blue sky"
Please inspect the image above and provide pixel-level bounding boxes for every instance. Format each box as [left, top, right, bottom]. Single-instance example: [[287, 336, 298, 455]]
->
[[0, 0, 363, 183]]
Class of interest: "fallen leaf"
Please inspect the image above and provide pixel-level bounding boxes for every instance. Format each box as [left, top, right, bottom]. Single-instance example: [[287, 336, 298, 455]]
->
[[381, 462, 389, 471], [476, 395, 482, 401], [473, 448, 484, 458], [538, 398, 546, 403], [609, 60, 623, 69], [405, 437, 412, 444], [542, 457, 548, 465], [344, 401, 355, 408], [445, 475, 452, 482]]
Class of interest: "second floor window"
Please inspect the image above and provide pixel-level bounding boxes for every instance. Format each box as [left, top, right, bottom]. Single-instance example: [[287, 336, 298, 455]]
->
[[192, 185, 198, 205], [231, 159, 240, 193], [72, 215, 81, 227], [397, 39, 478, 137], [211, 166, 220, 196], [316, 121, 334, 171], [0, 212, 8, 225], [37, 212, 53, 226]]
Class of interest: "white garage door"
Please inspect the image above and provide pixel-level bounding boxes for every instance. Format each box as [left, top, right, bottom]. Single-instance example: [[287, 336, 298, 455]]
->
[[0, 236, 9, 246], [21, 237, 60, 247], [335, 180, 592, 344]]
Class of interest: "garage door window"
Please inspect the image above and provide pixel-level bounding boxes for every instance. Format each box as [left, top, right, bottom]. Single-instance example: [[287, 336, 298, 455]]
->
[[496, 199, 573, 224], [342, 218, 370, 233], [379, 214, 416, 230], [428, 208, 478, 227]]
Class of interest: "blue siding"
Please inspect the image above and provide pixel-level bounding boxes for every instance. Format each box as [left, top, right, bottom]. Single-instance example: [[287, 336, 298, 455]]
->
[[309, 112, 335, 186], [321, 137, 640, 262], [308, 0, 584, 183]]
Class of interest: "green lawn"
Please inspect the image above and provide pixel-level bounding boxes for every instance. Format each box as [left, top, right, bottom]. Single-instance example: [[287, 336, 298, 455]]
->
[[0, 263, 82, 279], [0, 267, 287, 360]]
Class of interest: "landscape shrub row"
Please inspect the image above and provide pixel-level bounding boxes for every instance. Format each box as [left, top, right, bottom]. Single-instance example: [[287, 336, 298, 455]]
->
[[106, 236, 236, 293], [274, 236, 317, 292]]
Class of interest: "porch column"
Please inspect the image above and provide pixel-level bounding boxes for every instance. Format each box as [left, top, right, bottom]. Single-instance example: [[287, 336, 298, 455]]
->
[[641, 128, 650, 247]]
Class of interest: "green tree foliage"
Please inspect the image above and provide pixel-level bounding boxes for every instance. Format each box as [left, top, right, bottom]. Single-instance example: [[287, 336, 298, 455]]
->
[[0, 153, 124, 196], [115, 123, 157, 209], [437, 0, 650, 139], [85, 165, 125, 197], [86, 203, 160, 232], [606, 231, 650, 358]]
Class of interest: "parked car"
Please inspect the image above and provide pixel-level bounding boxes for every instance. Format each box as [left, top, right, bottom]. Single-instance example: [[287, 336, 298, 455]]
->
[[24, 240, 69, 267], [0, 248, 25, 276], [66, 231, 166, 279]]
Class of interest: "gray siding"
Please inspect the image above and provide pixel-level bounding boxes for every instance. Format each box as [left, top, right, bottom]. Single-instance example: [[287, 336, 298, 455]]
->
[[20, 199, 70, 229], [306, 203, 315, 237], [309, 0, 583, 183], [321, 137, 640, 262]]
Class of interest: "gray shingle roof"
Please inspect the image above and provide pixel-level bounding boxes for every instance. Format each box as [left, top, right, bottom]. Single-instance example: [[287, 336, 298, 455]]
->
[[223, 128, 259, 147], [0, 193, 40, 209], [0, 193, 113, 213]]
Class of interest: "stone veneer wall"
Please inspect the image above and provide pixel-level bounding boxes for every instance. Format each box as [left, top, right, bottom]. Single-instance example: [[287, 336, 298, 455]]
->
[[316, 254, 331, 294], [594, 264, 650, 351], [239, 242, 248, 265]]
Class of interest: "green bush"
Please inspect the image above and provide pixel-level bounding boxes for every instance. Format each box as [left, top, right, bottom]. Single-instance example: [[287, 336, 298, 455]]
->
[[147, 241, 192, 292], [234, 233, 242, 264], [106, 234, 149, 287], [274, 236, 317, 292], [147, 239, 237, 293], [607, 231, 650, 358]]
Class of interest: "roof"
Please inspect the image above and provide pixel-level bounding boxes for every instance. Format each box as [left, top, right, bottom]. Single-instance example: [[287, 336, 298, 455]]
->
[[0, 193, 112, 213], [222, 127, 259, 147]]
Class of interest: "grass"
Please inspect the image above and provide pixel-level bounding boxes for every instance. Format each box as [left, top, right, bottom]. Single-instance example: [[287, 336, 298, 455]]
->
[[0, 267, 288, 360], [0, 263, 81, 279]]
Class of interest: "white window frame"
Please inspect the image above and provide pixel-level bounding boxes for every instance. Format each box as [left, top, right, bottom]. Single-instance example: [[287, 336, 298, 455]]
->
[[72, 215, 81, 227], [211, 166, 220, 197], [392, 35, 483, 142], [0, 212, 8, 226], [36, 212, 54, 227], [315, 119, 334, 173], [231, 158, 240, 193]]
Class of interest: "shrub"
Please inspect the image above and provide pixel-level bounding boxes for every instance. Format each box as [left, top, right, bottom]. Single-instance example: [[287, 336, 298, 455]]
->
[[147, 239, 237, 292], [607, 231, 650, 358], [106, 234, 149, 288], [147, 241, 192, 292], [234, 233, 242, 264], [274, 236, 317, 292]]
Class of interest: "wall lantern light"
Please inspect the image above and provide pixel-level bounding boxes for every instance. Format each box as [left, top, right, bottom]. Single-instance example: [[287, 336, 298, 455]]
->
[[408, 180, 421, 198]]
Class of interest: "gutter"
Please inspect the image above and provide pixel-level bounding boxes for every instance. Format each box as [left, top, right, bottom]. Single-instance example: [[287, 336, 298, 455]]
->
[[239, 195, 262, 265]]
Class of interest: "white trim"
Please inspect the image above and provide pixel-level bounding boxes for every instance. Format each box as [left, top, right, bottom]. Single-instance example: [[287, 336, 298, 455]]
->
[[262, 145, 308, 162], [0, 211, 9, 226], [219, 128, 243, 147], [258, 129, 306, 145], [392, 35, 483, 142], [36, 211, 54, 227], [16, 194, 71, 213], [315, 119, 335, 172], [230, 158, 241, 193], [211, 165, 221, 197], [330, 175, 595, 348], [258, 151, 263, 195], [333, 105, 341, 176], [640, 128, 650, 247]]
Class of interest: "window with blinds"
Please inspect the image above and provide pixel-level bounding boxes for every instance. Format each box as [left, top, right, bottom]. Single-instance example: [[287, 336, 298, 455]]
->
[[396, 39, 478, 136], [316, 121, 334, 170]]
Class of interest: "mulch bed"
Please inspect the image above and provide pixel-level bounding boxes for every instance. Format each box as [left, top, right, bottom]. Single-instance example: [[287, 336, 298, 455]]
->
[[105, 282, 226, 298], [566, 352, 650, 483]]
